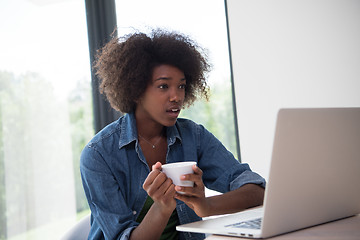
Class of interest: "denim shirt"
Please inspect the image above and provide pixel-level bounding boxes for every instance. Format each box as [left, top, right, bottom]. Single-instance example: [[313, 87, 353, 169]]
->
[[80, 112, 266, 240]]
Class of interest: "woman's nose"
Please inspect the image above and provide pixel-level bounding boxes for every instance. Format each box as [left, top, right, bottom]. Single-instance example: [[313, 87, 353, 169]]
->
[[169, 88, 183, 103]]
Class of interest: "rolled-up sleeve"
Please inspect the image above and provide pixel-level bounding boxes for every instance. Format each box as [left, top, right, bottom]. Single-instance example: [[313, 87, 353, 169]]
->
[[118, 226, 136, 240], [230, 169, 266, 191]]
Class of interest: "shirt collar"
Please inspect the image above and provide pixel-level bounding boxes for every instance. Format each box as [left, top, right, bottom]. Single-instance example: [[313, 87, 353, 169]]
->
[[118, 112, 138, 149], [166, 121, 182, 146], [118, 112, 182, 149]]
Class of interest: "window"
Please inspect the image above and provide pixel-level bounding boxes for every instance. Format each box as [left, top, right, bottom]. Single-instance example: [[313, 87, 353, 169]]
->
[[116, 0, 239, 157], [0, 0, 239, 238], [0, 0, 92, 238]]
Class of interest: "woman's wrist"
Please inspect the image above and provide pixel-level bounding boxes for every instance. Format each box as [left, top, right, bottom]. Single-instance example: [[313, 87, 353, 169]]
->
[[151, 201, 176, 217]]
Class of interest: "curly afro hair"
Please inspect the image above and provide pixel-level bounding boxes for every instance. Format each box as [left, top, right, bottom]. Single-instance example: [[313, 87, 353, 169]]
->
[[94, 29, 211, 113]]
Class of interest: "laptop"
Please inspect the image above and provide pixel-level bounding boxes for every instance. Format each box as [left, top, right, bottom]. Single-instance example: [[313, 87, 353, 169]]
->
[[177, 108, 360, 238]]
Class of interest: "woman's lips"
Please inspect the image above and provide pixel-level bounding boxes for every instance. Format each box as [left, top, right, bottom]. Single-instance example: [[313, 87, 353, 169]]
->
[[166, 108, 181, 118]]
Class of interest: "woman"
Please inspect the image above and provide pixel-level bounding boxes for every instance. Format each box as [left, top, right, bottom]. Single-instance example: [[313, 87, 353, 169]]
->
[[80, 29, 266, 240]]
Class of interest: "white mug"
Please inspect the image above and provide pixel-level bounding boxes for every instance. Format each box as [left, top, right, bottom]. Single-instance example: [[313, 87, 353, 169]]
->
[[162, 162, 196, 192]]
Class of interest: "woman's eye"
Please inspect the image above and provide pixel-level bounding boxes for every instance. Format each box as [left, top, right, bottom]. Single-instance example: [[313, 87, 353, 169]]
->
[[159, 84, 168, 89], [179, 84, 186, 89]]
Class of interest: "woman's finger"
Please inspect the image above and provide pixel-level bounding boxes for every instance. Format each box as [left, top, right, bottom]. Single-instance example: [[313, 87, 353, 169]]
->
[[181, 165, 204, 186], [143, 169, 160, 189]]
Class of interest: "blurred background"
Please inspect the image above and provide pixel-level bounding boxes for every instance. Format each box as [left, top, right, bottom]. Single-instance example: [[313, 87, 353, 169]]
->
[[0, 0, 237, 238]]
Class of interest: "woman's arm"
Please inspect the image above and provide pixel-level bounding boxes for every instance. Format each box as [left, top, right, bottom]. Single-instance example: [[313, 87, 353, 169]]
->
[[175, 165, 265, 218], [199, 184, 264, 217], [130, 162, 177, 240]]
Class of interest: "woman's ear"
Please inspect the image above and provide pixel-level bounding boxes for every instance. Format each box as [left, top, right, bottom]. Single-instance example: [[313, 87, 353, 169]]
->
[[134, 97, 141, 105], [133, 98, 141, 110]]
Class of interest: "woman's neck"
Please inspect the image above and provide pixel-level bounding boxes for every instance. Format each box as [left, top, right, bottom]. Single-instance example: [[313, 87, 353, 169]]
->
[[135, 116, 165, 140]]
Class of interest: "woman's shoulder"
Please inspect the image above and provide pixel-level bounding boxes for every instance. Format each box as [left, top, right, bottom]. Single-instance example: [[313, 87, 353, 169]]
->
[[175, 117, 211, 140], [176, 117, 202, 129], [90, 119, 122, 143]]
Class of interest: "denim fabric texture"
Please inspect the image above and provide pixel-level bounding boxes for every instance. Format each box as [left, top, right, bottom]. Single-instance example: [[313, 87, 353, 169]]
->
[[80, 112, 266, 240]]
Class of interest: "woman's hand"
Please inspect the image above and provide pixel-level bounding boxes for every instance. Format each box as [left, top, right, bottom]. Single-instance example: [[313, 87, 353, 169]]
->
[[174, 165, 265, 218], [131, 163, 177, 240], [142, 162, 177, 214], [174, 165, 211, 217]]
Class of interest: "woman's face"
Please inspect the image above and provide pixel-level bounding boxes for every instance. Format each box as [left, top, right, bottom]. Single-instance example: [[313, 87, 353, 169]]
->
[[135, 64, 186, 127]]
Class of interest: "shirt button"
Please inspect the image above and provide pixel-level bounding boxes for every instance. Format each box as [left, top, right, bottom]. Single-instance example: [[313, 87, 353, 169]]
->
[[133, 211, 137, 215]]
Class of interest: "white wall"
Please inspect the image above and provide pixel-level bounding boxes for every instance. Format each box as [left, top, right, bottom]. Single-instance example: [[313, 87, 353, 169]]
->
[[226, 0, 360, 179]]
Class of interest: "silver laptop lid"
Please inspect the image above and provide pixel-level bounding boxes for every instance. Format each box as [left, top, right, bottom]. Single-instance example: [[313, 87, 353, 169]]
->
[[261, 108, 360, 238]]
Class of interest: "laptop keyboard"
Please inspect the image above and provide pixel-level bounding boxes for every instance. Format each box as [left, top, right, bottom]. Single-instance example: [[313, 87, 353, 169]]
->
[[225, 218, 262, 229]]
